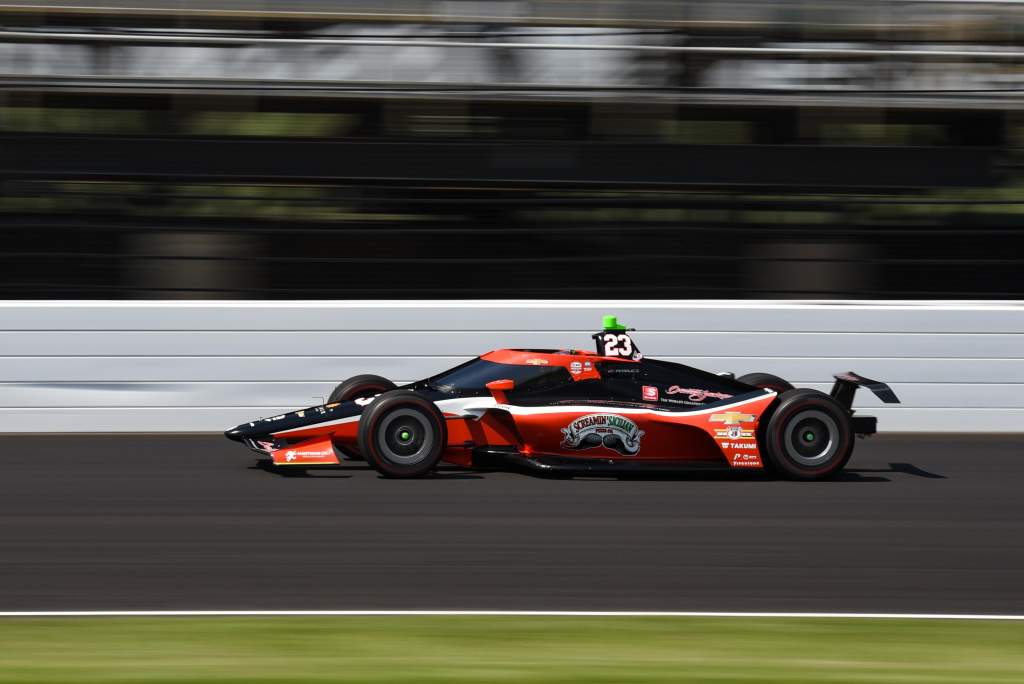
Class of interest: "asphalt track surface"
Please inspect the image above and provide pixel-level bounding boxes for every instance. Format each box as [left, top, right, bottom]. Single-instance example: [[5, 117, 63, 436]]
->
[[0, 434, 1022, 613]]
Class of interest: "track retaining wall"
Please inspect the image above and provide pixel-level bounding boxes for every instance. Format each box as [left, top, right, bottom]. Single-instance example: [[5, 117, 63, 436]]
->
[[1, 300, 1021, 432]]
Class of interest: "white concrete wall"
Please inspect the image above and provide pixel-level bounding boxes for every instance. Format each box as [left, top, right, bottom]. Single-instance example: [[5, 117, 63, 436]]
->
[[1, 300, 1022, 433]]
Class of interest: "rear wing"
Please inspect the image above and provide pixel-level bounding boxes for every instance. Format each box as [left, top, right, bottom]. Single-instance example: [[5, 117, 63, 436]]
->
[[830, 372, 900, 436], [831, 372, 900, 408]]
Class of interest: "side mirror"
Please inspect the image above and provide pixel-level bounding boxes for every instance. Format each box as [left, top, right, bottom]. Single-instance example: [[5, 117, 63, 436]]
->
[[485, 379, 515, 403]]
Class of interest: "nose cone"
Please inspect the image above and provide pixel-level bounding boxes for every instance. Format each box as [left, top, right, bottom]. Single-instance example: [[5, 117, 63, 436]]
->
[[224, 425, 248, 442]]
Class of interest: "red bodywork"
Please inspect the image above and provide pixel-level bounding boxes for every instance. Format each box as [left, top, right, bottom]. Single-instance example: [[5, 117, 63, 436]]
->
[[267, 348, 776, 470]]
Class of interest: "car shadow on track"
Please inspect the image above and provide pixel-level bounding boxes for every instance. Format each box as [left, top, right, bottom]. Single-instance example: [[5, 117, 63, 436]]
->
[[251, 460, 353, 478], [473, 460, 947, 483], [251, 459, 942, 483], [457, 467, 891, 483], [560, 471, 890, 483], [251, 460, 484, 479], [847, 462, 947, 479]]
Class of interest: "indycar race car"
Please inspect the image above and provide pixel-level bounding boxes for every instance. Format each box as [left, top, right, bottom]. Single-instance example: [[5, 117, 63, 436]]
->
[[225, 316, 899, 480]]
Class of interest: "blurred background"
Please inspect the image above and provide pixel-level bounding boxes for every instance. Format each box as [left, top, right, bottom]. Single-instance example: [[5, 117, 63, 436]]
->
[[2, 0, 1024, 299]]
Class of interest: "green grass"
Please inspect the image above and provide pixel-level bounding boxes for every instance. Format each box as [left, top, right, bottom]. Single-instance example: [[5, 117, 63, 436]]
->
[[0, 616, 1021, 683]]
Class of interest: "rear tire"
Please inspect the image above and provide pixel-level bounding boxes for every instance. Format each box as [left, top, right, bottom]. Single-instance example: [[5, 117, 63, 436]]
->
[[762, 388, 853, 480], [737, 372, 794, 394], [739, 373, 794, 475], [328, 374, 396, 404], [358, 391, 447, 478]]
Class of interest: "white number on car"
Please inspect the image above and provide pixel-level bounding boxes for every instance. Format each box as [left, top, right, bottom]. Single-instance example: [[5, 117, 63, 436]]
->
[[602, 333, 634, 358]]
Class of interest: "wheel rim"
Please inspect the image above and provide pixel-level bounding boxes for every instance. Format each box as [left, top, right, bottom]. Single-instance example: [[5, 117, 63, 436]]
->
[[376, 409, 434, 465], [782, 409, 839, 466]]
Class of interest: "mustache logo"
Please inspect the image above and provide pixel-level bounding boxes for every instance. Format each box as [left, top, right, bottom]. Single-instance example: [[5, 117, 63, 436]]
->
[[560, 413, 645, 456]]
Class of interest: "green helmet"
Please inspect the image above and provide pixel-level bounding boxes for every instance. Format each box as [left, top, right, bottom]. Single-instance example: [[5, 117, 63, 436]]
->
[[602, 315, 627, 332]]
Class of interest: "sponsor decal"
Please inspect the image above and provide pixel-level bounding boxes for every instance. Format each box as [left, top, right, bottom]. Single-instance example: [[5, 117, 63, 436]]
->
[[326, 402, 340, 409], [667, 386, 733, 402], [561, 414, 645, 456], [584, 361, 593, 370], [354, 396, 375, 407], [710, 411, 756, 425], [296, 410, 305, 418], [715, 426, 754, 440], [570, 361, 583, 375], [642, 385, 659, 401], [283, 446, 333, 463], [720, 441, 758, 450], [730, 453, 762, 467], [525, 358, 549, 365]]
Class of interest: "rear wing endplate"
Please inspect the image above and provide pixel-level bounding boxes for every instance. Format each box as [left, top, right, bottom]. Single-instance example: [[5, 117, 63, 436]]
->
[[830, 372, 900, 410]]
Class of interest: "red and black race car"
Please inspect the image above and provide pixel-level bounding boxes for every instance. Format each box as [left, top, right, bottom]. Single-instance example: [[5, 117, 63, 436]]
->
[[225, 316, 899, 480]]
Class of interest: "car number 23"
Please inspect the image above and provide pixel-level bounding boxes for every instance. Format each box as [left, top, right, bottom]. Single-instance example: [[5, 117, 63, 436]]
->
[[602, 333, 635, 358]]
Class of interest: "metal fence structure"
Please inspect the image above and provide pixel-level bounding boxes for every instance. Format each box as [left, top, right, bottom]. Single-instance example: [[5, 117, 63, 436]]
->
[[2, 300, 1021, 433], [3, 3, 1024, 300]]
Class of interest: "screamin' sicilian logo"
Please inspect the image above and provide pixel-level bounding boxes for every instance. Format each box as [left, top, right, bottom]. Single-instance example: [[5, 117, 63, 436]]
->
[[560, 414, 645, 456]]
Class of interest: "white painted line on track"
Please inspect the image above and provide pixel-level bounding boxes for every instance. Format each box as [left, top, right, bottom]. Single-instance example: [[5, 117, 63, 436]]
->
[[0, 611, 1023, 620]]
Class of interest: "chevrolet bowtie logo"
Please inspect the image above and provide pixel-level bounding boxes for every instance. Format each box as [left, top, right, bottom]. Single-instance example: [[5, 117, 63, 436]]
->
[[710, 412, 756, 425]]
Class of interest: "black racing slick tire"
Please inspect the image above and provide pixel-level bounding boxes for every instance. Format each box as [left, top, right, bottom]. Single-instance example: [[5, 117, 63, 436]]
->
[[358, 391, 447, 478], [737, 372, 794, 394], [762, 388, 854, 480], [328, 374, 396, 404]]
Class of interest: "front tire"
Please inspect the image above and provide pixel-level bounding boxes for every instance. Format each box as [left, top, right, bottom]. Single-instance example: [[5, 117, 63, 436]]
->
[[762, 388, 853, 480], [358, 391, 447, 478], [328, 374, 396, 404]]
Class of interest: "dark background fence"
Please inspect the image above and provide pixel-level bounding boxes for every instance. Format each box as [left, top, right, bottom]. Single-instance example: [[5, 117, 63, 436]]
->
[[2, 0, 1024, 298]]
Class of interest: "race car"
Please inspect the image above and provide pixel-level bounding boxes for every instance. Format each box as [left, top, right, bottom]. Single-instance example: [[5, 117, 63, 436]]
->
[[225, 316, 899, 480]]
